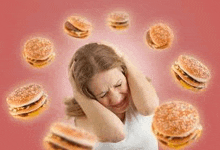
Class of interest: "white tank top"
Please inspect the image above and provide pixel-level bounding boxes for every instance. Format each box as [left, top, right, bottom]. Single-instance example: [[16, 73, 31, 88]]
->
[[94, 101, 158, 150]]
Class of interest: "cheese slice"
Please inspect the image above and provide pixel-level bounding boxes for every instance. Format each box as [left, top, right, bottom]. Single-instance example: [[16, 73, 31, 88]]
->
[[14, 100, 48, 120], [180, 80, 193, 90]]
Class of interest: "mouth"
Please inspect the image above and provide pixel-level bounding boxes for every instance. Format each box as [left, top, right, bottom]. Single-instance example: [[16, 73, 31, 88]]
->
[[112, 97, 128, 109]]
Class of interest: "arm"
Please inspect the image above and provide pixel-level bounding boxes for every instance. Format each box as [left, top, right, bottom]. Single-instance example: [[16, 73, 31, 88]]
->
[[68, 64, 125, 143], [123, 56, 159, 116], [75, 96, 125, 143]]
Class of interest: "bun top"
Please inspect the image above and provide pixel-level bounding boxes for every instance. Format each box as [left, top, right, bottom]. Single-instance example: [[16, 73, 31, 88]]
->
[[7, 84, 44, 108], [68, 16, 92, 31], [23, 37, 54, 60], [149, 23, 173, 47], [153, 101, 200, 137], [178, 55, 211, 82], [50, 122, 97, 147], [108, 11, 129, 22]]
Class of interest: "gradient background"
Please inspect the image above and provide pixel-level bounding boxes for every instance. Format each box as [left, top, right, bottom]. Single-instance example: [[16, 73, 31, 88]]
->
[[1, 0, 220, 149]]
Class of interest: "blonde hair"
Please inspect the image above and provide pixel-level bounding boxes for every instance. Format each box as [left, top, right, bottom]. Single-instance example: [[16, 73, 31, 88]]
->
[[65, 42, 127, 118]]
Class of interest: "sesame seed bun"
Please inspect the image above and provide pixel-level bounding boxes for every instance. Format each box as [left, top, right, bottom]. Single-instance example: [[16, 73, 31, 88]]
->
[[67, 16, 92, 32], [178, 55, 211, 83], [64, 16, 92, 38], [6, 84, 49, 120], [152, 101, 202, 149], [23, 37, 54, 60], [107, 11, 129, 30], [153, 101, 200, 137], [146, 23, 173, 49], [7, 84, 44, 108], [108, 11, 129, 23]]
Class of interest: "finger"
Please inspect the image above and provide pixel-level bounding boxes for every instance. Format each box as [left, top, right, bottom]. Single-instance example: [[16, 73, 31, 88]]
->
[[64, 115, 72, 120], [63, 97, 74, 105], [65, 102, 82, 110], [114, 48, 124, 58], [68, 69, 74, 81], [68, 54, 75, 71], [66, 111, 85, 117], [117, 50, 124, 58], [68, 69, 76, 87], [66, 106, 83, 112], [68, 60, 75, 79]]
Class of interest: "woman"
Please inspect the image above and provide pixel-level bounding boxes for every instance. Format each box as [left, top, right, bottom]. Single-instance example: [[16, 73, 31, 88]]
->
[[65, 43, 159, 150]]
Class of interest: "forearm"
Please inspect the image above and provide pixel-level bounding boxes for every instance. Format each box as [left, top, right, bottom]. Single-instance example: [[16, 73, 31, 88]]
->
[[75, 93, 125, 142], [124, 57, 159, 116]]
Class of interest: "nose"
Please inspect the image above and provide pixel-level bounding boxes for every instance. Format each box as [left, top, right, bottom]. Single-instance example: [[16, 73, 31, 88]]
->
[[109, 89, 122, 105]]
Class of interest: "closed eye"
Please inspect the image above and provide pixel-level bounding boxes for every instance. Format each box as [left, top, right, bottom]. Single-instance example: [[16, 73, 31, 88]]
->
[[100, 93, 107, 98], [115, 83, 122, 88]]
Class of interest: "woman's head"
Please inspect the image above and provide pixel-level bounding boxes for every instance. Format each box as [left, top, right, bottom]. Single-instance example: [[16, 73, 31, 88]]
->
[[88, 67, 130, 114], [69, 43, 128, 100]]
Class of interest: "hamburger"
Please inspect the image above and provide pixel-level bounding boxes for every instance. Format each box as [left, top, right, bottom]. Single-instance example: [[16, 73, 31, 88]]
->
[[43, 122, 98, 150], [64, 16, 92, 38], [171, 55, 211, 91], [146, 23, 174, 50], [6, 83, 49, 120], [23, 37, 55, 68], [152, 101, 203, 149], [107, 11, 130, 30]]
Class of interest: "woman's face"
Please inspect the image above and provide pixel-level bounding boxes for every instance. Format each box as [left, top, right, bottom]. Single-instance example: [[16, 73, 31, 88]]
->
[[88, 67, 130, 115]]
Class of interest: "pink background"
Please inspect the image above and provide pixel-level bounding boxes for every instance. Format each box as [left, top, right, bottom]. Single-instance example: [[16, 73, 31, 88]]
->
[[1, 0, 220, 149]]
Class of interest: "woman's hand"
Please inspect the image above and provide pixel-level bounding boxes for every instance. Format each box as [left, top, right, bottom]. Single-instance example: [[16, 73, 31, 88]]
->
[[122, 55, 159, 116], [114, 48, 124, 58], [63, 97, 86, 118], [113, 47, 130, 67]]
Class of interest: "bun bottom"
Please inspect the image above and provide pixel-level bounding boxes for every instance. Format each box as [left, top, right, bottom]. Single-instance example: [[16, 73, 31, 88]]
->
[[159, 139, 190, 150], [43, 141, 62, 150], [26, 54, 55, 68], [110, 25, 128, 30], [11, 100, 48, 120], [44, 133, 92, 150], [43, 141, 89, 150], [156, 129, 202, 150], [146, 30, 170, 50], [109, 23, 129, 30], [171, 69, 204, 92], [64, 28, 90, 39]]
